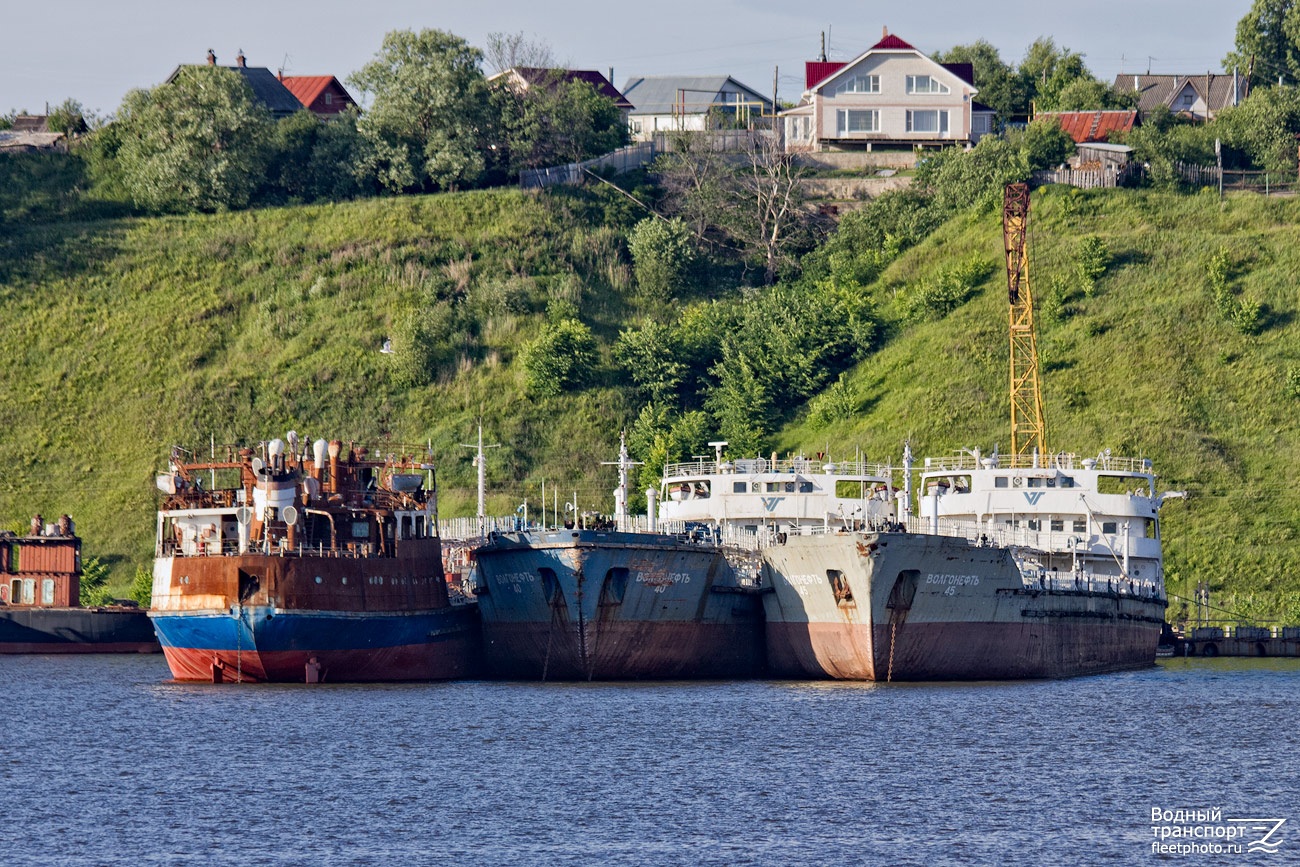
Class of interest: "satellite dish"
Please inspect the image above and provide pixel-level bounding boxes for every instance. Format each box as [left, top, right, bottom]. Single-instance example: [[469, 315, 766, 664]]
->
[[282, 505, 298, 526], [251, 457, 265, 476], [236, 507, 253, 526]]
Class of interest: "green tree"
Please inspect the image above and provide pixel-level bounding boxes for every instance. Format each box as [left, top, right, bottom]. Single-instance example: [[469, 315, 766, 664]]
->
[[520, 317, 598, 397], [1052, 78, 1137, 111], [262, 108, 372, 202], [80, 556, 114, 607], [1015, 117, 1076, 170], [615, 319, 687, 404], [110, 66, 273, 211], [1215, 85, 1300, 173], [1224, 0, 1300, 87], [498, 74, 629, 171], [46, 98, 89, 136], [627, 216, 696, 301], [1019, 37, 1092, 111], [933, 40, 1025, 120], [350, 29, 495, 192], [914, 137, 1029, 213]]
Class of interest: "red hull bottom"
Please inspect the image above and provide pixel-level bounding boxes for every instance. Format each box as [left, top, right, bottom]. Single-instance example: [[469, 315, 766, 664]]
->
[[162, 639, 480, 683], [483, 621, 765, 680], [767, 620, 1160, 680]]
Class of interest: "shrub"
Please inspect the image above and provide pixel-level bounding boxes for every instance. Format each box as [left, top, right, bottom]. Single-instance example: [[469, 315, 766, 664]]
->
[[1287, 365, 1300, 399], [520, 317, 597, 397], [807, 373, 856, 426], [1076, 235, 1111, 294], [79, 556, 114, 607], [898, 255, 996, 321], [130, 567, 153, 608], [627, 216, 695, 301]]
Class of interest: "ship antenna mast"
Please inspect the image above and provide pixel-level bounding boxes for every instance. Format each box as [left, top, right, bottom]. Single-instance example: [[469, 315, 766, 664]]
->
[[1003, 182, 1047, 463], [600, 431, 643, 532], [460, 421, 500, 538]]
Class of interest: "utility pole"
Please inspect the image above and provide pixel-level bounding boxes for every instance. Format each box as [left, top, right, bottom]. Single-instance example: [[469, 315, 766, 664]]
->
[[459, 422, 500, 537], [600, 431, 643, 532], [773, 65, 779, 114]]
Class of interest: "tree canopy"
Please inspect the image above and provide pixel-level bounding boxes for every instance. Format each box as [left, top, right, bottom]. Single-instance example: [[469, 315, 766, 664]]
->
[[349, 28, 496, 192], [1224, 0, 1300, 87], [110, 66, 273, 212]]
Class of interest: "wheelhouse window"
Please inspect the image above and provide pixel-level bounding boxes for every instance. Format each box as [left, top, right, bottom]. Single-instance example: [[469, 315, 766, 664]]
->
[[1102, 521, 1118, 535], [995, 477, 1009, 488], [836, 109, 880, 135], [1073, 518, 1086, 533], [906, 110, 949, 134], [1050, 519, 1064, 532], [906, 75, 950, 94], [733, 481, 748, 493], [834, 74, 880, 95]]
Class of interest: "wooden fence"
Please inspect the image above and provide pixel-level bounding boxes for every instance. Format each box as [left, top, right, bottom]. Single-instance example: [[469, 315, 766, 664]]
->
[[1173, 161, 1297, 194], [1031, 163, 1140, 189], [519, 142, 658, 189]]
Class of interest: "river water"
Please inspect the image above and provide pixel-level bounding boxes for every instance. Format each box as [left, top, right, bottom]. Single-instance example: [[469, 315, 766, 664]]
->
[[1, 655, 1295, 866]]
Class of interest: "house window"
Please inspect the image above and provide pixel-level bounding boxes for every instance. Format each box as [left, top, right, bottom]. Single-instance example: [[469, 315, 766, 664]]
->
[[1180, 92, 1194, 107], [906, 75, 950, 95], [786, 116, 812, 142], [906, 110, 949, 134], [325, 92, 333, 105], [836, 109, 880, 134], [834, 75, 879, 95]]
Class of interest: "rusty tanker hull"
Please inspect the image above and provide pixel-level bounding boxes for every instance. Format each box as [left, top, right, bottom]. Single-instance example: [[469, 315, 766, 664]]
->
[[762, 532, 1165, 680], [473, 530, 765, 680], [150, 547, 479, 683]]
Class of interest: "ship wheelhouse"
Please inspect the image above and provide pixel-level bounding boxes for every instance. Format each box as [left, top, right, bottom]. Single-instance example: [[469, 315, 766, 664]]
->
[[917, 450, 1165, 595]]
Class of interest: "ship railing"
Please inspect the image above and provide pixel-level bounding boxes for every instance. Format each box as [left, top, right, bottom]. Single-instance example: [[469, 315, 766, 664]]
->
[[663, 457, 893, 479], [921, 452, 1152, 474], [157, 539, 415, 559]]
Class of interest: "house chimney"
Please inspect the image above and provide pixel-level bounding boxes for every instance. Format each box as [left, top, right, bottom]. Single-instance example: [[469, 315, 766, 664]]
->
[[236, 49, 246, 68], [882, 26, 889, 39], [206, 49, 216, 66], [608, 67, 614, 86], [1133, 74, 1138, 90]]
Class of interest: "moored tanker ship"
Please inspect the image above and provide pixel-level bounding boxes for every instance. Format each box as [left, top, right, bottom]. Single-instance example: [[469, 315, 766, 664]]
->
[[150, 436, 478, 683], [761, 450, 1172, 680]]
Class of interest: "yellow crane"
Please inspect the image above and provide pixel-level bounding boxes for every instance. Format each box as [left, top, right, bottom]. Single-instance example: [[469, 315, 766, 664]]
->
[[1003, 182, 1047, 463]]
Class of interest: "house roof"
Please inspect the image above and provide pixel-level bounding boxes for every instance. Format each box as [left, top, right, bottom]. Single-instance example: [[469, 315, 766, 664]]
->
[[620, 75, 771, 114], [495, 68, 633, 109], [278, 75, 355, 110], [872, 34, 916, 51], [1113, 73, 1245, 115], [11, 115, 49, 132], [805, 34, 977, 97], [1038, 110, 1138, 143], [166, 64, 304, 117]]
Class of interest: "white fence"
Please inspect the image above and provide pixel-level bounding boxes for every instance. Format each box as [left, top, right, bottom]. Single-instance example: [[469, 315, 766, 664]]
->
[[519, 142, 658, 189]]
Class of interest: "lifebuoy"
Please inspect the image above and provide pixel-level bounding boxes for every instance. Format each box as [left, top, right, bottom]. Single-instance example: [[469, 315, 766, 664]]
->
[[1012, 477, 1023, 487]]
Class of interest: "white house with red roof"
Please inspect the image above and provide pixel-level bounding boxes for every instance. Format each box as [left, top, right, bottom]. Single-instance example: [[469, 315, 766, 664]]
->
[[780, 30, 994, 152], [278, 75, 357, 118]]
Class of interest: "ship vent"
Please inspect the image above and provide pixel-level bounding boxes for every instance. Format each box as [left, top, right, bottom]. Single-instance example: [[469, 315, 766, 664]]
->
[[828, 570, 854, 604], [600, 568, 628, 606]]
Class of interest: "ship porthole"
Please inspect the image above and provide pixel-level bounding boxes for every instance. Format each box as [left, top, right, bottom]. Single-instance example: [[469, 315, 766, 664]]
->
[[341, 577, 348, 585], [315, 576, 323, 584]]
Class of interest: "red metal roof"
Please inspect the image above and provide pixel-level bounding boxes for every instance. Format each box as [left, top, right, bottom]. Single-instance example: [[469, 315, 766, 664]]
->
[[871, 34, 916, 51], [278, 76, 334, 108], [805, 61, 846, 90], [1039, 110, 1138, 143]]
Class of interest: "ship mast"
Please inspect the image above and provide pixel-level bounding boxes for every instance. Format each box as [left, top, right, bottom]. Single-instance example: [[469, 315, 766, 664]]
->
[[600, 431, 643, 532], [460, 422, 500, 537], [1003, 182, 1047, 463]]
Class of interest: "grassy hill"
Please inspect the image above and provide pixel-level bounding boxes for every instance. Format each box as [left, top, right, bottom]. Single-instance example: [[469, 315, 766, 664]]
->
[[1, 158, 1297, 622]]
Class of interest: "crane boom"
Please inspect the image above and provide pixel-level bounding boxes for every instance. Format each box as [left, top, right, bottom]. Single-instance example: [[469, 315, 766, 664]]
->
[[1003, 183, 1047, 462]]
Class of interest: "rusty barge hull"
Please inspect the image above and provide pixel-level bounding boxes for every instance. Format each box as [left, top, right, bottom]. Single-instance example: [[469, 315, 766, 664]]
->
[[763, 532, 1165, 680], [473, 530, 765, 680], [151, 550, 479, 683], [0, 608, 160, 654]]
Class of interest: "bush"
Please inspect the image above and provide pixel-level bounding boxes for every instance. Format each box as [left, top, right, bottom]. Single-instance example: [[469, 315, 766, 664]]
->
[[130, 567, 153, 608], [898, 255, 996, 321], [627, 216, 695, 301], [1016, 118, 1075, 171], [1286, 365, 1300, 399], [79, 556, 114, 607], [807, 372, 856, 426], [520, 317, 597, 397], [914, 138, 1029, 213], [1076, 235, 1111, 293]]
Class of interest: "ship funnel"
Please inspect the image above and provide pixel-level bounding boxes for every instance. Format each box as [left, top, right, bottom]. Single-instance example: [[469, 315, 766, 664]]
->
[[328, 440, 342, 493], [312, 438, 328, 479]]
